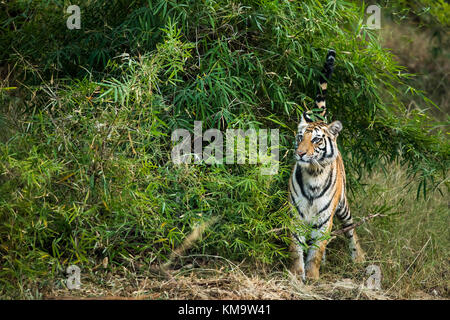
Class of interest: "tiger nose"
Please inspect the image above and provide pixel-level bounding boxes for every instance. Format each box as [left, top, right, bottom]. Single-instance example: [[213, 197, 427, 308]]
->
[[297, 150, 306, 157]]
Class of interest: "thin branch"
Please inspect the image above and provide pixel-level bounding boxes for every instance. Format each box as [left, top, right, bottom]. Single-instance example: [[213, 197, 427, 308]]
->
[[331, 212, 385, 237], [159, 217, 220, 272]]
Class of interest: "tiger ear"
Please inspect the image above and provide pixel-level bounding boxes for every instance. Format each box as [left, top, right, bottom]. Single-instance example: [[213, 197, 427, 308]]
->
[[298, 112, 310, 131], [299, 112, 307, 126], [299, 111, 313, 126], [328, 121, 342, 137]]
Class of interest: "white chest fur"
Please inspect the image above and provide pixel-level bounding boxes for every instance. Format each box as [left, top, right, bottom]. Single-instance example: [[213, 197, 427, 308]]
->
[[290, 162, 336, 225]]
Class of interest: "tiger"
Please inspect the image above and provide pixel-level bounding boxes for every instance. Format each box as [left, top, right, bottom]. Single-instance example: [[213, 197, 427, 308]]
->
[[288, 50, 365, 281]]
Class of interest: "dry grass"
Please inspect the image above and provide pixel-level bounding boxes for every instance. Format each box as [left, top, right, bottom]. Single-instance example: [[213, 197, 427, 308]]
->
[[43, 258, 445, 300]]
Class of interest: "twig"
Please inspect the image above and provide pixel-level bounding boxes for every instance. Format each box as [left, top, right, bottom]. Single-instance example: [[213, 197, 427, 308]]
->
[[331, 212, 384, 237], [266, 213, 384, 238], [159, 217, 220, 272], [128, 130, 137, 155]]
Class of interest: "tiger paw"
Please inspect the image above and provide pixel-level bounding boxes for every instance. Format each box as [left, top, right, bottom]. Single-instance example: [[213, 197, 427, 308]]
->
[[290, 264, 305, 282], [305, 267, 320, 280], [353, 248, 366, 263]]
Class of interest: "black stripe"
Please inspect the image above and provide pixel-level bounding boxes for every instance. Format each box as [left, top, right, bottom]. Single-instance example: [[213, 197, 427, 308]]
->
[[293, 233, 304, 245], [290, 167, 302, 198], [312, 214, 331, 230], [342, 221, 353, 228], [319, 137, 335, 162], [327, 165, 338, 192], [315, 167, 334, 199], [343, 210, 351, 221], [290, 192, 305, 218], [337, 205, 347, 218], [340, 207, 351, 221], [295, 164, 310, 202], [319, 138, 328, 161], [315, 96, 325, 103], [311, 188, 337, 229], [325, 137, 334, 158], [319, 191, 336, 218], [305, 167, 323, 176], [335, 201, 345, 216], [320, 189, 336, 214], [290, 175, 300, 198]]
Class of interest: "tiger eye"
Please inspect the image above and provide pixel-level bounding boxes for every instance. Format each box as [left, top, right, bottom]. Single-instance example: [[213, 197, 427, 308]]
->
[[312, 137, 323, 144]]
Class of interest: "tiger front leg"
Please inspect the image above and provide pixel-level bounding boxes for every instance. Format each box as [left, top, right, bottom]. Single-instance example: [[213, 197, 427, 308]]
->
[[305, 220, 333, 280], [304, 240, 328, 280], [290, 234, 306, 282]]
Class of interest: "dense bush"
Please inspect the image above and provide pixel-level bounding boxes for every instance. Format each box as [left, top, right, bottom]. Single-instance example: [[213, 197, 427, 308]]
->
[[0, 0, 448, 296]]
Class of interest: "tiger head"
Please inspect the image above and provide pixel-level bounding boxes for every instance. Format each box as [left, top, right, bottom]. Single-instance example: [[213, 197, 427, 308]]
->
[[294, 112, 342, 167]]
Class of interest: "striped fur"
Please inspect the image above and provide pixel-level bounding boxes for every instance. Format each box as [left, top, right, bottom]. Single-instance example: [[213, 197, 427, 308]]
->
[[289, 51, 364, 281], [315, 49, 335, 118]]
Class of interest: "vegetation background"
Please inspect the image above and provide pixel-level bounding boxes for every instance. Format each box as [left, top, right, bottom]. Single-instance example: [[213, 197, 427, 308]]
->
[[0, 0, 448, 299]]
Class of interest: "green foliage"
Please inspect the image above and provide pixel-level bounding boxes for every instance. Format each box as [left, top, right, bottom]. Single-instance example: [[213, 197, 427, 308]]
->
[[379, 0, 450, 27], [0, 0, 448, 298]]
